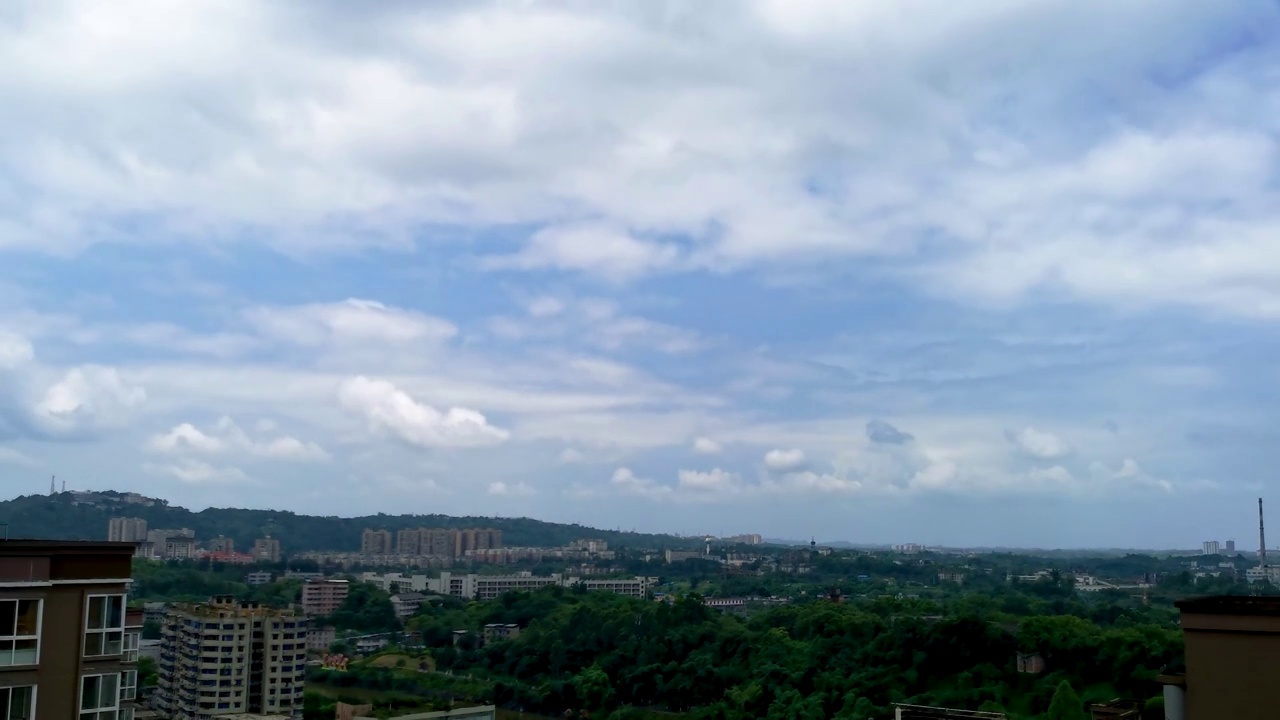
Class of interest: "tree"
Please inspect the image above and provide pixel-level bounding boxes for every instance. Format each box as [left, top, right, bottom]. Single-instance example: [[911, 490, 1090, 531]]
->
[[1047, 680, 1087, 720]]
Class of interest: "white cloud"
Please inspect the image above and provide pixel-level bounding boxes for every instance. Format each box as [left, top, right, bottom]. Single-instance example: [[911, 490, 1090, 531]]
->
[[1, 2, 1274, 321], [0, 333, 34, 369], [677, 468, 740, 493], [764, 448, 807, 473], [32, 366, 146, 434], [245, 299, 456, 347], [142, 459, 249, 485], [610, 467, 672, 500], [338, 376, 510, 448], [489, 296, 701, 355], [483, 223, 680, 281], [692, 437, 722, 454], [1007, 426, 1072, 460], [487, 481, 535, 497], [559, 448, 585, 464], [146, 416, 329, 462]]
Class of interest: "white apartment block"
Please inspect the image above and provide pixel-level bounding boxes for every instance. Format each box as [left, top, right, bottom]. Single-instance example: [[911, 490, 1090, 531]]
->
[[108, 517, 149, 543], [156, 598, 306, 718]]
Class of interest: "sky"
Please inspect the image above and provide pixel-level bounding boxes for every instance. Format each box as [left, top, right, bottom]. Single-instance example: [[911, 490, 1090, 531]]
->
[[2, 1, 1280, 549]]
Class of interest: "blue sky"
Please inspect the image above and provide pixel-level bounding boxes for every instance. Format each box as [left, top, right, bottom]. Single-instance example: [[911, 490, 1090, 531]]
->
[[2, 1, 1280, 548]]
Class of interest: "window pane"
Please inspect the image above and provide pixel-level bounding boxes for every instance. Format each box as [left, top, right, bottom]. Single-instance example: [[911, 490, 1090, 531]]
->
[[12, 639, 35, 665], [84, 632, 102, 657], [104, 632, 122, 655], [106, 597, 123, 629], [87, 597, 104, 631], [14, 601, 37, 637], [99, 674, 118, 706], [9, 686, 32, 720], [82, 676, 99, 710], [0, 601, 14, 637]]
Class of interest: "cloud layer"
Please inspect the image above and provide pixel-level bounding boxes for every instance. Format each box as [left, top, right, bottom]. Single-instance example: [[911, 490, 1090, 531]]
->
[[0, 1, 1274, 547]]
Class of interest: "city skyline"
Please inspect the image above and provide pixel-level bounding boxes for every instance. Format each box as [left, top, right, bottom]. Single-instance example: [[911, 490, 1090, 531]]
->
[[2, 2, 1280, 547]]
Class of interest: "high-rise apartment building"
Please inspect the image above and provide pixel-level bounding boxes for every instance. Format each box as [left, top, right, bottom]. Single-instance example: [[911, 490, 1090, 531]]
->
[[1226, 539, 1237, 554], [107, 517, 148, 543], [421, 528, 455, 558], [208, 536, 234, 553], [300, 580, 349, 617], [252, 537, 281, 563], [1203, 540, 1221, 556], [155, 597, 306, 719], [360, 529, 393, 555], [396, 529, 421, 556], [0, 539, 140, 720]]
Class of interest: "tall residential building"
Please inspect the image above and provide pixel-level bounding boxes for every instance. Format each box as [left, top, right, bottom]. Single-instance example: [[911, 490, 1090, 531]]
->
[[1226, 539, 1237, 554], [1203, 540, 1221, 555], [108, 517, 148, 543], [208, 536, 235, 553], [300, 579, 349, 617], [252, 537, 281, 563], [0, 539, 140, 720], [360, 529, 393, 555], [396, 529, 421, 556], [155, 597, 306, 719], [421, 528, 455, 558]]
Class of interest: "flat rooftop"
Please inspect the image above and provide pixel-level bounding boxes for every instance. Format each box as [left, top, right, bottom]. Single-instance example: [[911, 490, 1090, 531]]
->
[[1176, 596, 1280, 617]]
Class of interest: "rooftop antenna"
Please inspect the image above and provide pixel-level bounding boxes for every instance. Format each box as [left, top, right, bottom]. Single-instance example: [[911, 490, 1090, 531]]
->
[[1261, 498, 1268, 569]]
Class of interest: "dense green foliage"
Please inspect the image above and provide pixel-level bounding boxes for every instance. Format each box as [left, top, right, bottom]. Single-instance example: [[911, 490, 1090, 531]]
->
[[0, 490, 697, 553], [321, 582, 400, 633], [399, 586, 1181, 720]]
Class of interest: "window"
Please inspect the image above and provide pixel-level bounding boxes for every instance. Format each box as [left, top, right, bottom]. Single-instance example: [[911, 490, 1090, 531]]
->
[[84, 595, 124, 657], [0, 686, 35, 720], [121, 669, 137, 701], [0, 599, 40, 666], [122, 632, 139, 662], [80, 673, 118, 720]]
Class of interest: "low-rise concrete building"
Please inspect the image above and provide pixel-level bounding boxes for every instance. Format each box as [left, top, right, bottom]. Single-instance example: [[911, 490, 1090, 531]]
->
[[391, 592, 425, 620]]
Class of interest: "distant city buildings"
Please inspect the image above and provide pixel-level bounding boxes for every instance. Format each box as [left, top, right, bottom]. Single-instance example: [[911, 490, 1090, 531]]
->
[[892, 543, 927, 554], [664, 549, 704, 563], [361, 529, 393, 555], [301, 579, 350, 617], [209, 535, 235, 553], [1203, 540, 1221, 555], [361, 571, 655, 601], [155, 597, 306, 718], [253, 536, 282, 563], [107, 516, 148, 543], [722, 534, 763, 545], [390, 592, 425, 620], [245, 571, 274, 586]]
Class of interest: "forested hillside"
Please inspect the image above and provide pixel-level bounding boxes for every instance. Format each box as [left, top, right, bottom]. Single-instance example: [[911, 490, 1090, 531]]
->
[[0, 491, 700, 553]]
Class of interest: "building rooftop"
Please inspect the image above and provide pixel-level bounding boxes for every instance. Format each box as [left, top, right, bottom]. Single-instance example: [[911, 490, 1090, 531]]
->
[[1176, 595, 1280, 617], [0, 539, 138, 554], [894, 705, 1005, 720]]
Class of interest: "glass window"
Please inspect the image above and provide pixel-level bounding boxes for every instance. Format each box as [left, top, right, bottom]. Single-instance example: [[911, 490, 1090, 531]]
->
[[0, 599, 41, 666], [84, 596, 125, 658], [80, 674, 119, 719], [0, 686, 35, 720], [122, 632, 139, 662], [121, 670, 137, 701]]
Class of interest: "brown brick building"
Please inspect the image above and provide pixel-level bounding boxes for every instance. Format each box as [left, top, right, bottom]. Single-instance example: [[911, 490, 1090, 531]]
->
[[0, 539, 139, 720], [1165, 596, 1280, 719]]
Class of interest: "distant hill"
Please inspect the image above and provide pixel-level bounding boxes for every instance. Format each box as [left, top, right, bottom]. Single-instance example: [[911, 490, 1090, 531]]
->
[[0, 491, 700, 555]]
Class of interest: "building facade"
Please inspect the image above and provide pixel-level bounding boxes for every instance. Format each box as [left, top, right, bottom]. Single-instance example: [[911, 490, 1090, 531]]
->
[[1202, 541, 1221, 556], [155, 597, 305, 719], [0, 539, 140, 720], [360, 571, 654, 601], [107, 517, 148, 543], [300, 580, 349, 617], [1166, 596, 1280, 719], [252, 537, 281, 564], [360, 530, 393, 556]]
